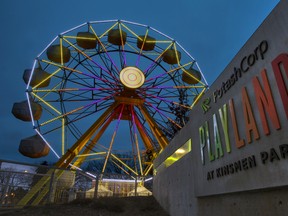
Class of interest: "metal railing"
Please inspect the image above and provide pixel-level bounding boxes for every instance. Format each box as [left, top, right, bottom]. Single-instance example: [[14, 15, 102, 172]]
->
[[0, 160, 153, 208]]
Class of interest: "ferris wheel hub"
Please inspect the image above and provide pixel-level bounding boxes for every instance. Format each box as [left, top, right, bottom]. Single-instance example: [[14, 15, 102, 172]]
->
[[119, 66, 145, 89]]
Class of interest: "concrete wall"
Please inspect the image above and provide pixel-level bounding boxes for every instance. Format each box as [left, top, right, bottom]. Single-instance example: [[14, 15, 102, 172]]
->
[[153, 1, 288, 215]]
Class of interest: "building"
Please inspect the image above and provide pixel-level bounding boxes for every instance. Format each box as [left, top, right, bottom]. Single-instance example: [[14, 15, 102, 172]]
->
[[153, 1, 288, 215]]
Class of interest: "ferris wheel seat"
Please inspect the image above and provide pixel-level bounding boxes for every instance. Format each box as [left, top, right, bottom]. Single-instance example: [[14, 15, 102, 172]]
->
[[19, 19, 208, 176], [76, 32, 97, 49], [23, 68, 51, 88], [137, 35, 156, 51], [15, 20, 208, 207], [182, 68, 202, 84], [12, 100, 42, 121], [46, 45, 71, 63], [19, 134, 50, 158], [108, 29, 127, 46], [163, 49, 182, 64]]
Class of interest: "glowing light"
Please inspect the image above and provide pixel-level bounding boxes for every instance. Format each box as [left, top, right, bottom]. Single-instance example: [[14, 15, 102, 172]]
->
[[102, 178, 135, 183], [60, 38, 64, 65], [155, 139, 192, 175], [77, 152, 106, 157], [26, 60, 37, 91], [144, 42, 173, 74], [60, 22, 86, 35], [120, 22, 139, 38], [144, 61, 193, 83], [89, 19, 118, 24], [120, 67, 145, 89], [35, 129, 60, 159], [175, 148, 186, 154], [37, 35, 58, 58], [121, 19, 148, 28], [144, 177, 153, 182], [150, 26, 174, 40], [62, 118, 65, 155]]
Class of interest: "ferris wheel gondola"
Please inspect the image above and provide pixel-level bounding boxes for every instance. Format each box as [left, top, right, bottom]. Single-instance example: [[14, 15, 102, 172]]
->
[[12, 20, 208, 175]]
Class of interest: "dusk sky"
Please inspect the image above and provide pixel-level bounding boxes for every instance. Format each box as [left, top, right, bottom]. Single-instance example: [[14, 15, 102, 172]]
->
[[0, 0, 280, 164]]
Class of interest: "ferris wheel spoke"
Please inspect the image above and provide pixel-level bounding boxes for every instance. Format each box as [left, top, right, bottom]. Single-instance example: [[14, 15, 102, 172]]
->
[[119, 22, 152, 69], [19, 20, 208, 184], [144, 61, 193, 85], [118, 48, 126, 69], [63, 37, 120, 81], [147, 114, 174, 136], [151, 88, 182, 99], [65, 116, 83, 139], [138, 94, 183, 131], [78, 57, 99, 77], [145, 103, 182, 130], [136, 29, 149, 67], [133, 110, 158, 150], [118, 24, 128, 66], [146, 76, 175, 90], [40, 92, 118, 127], [72, 111, 117, 168], [63, 102, 108, 125], [143, 58, 162, 78], [97, 53, 120, 83], [110, 159, 135, 178], [77, 58, 120, 87], [131, 106, 143, 175], [143, 42, 173, 74], [145, 85, 202, 91], [89, 24, 121, 73], [140, 90, 191, 110], [41, 59, 119, 86], [33, 86, 120, 93], [102, 104, 125, 173], [111, 154, 138, 176]]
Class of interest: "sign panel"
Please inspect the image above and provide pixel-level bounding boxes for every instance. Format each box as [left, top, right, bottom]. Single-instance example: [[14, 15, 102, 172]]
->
[[190, 4, 288, 196]]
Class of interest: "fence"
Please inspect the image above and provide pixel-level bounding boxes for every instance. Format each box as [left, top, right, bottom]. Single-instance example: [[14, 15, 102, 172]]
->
[[0, 160, 153, 208]]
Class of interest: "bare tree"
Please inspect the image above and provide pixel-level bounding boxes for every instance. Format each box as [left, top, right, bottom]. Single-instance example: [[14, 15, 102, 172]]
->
[[0, 168, 33, 206]]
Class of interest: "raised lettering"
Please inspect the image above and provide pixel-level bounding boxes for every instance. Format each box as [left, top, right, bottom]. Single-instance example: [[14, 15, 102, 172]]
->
[[205, 121, 215, 162], [240, 56, 249, 72], [279, 144, 288, 159], [234, 161, 242, 172], [271, 53, 288, 119], [259, 40, 268, 60], [261, 151, 269, 164], [219, 104, 231, 153], [213, 114, 224, 159], [229, 99, 245, 148], [248, 54, 256, 66], [242, 158, 248, 170], [248, 155, 256, 167], [252, 69, 281, 135], [242, 87, 260, 143], [270, 148, 280, 162], [199, 125, 206, 165]]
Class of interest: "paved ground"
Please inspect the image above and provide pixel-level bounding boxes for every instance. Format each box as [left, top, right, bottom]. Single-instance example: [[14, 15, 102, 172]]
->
[[0, 196, 169, 216]]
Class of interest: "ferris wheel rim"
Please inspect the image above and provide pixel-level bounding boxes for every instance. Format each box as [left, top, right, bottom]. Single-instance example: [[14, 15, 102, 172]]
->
[[24, 19, 208, 172]]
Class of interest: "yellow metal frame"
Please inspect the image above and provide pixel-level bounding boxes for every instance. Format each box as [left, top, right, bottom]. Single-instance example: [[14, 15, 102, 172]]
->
[[19, 20, 209, 207]]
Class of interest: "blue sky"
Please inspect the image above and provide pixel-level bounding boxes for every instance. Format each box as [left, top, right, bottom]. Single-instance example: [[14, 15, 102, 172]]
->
[[0, 0, 280, 164]]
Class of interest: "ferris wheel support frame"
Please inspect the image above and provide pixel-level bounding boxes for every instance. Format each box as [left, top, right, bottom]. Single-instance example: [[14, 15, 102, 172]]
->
[[16, 98, 169, 206], [15, 19, 209, 207]]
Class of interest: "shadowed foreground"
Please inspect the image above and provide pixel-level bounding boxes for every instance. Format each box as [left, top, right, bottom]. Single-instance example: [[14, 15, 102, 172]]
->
[[0, 196, 169, 216]]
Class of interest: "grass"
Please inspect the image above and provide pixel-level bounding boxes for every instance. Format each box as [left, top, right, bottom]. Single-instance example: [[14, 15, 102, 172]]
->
[[0, 196, 169, 216]]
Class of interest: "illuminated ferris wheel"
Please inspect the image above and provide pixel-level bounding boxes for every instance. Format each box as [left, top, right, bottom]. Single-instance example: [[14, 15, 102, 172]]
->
[[13, 20, 208, 176]]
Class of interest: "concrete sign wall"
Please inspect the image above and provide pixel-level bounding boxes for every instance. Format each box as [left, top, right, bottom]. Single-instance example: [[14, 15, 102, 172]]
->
[[153, 1, 288, 215]]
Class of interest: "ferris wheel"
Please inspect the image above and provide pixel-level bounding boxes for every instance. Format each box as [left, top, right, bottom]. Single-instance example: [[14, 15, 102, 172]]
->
[[13, 20, 208, 177]]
